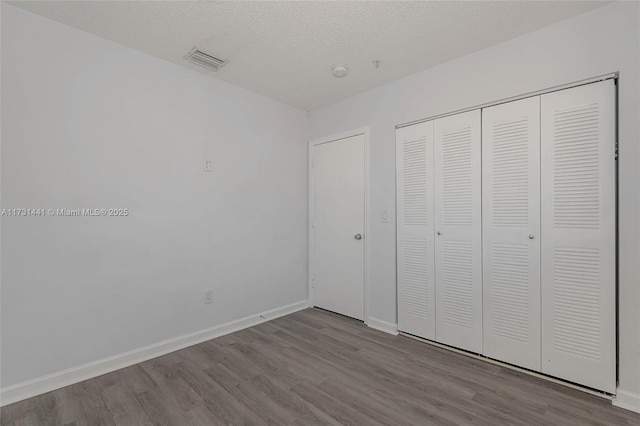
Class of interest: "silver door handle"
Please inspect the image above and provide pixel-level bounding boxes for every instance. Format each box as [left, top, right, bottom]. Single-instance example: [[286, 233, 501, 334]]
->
[[354, 233, 363, 240], [529, 234, 535, 239], [437, 231, 441, 236]]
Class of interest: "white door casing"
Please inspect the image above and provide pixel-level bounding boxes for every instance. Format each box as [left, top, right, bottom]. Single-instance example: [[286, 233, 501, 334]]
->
[[540, 80, 616, 393], [396, 121, 436, 339], [482, 96, 542, 371], [434, 109, 483, 353], [310, 131, 367, 321]]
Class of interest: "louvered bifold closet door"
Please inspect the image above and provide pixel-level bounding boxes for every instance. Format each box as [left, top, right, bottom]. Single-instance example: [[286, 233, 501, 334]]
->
[[396, 121, 436, 339], [482, 97, 541, 371], [434, 110, 483, 353], [541, 80, 616, 393]]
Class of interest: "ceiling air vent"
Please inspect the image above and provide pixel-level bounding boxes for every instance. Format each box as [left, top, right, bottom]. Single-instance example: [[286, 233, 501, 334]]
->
[[185, 48, 226, 72]]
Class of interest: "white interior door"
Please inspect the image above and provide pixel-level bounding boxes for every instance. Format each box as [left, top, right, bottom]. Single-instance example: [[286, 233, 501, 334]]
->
[[396, 121, 436, 339], [541, 80, 616, 393], [434, 110, 483, 353], [482, 96, 541, 371], [312, 134, 365, 320]]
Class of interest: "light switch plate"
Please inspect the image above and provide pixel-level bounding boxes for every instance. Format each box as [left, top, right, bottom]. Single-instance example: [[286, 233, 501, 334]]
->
[[203, 160, 213, 172], [204, 289, 214, 304]]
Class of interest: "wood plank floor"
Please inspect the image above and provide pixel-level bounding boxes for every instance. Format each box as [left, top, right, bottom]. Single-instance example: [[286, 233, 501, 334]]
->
[[2, 308, 639, 425]]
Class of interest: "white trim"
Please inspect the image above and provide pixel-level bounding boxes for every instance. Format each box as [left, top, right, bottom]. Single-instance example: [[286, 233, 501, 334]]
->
[[396, 72, 618, 129], [367, 317, 399, 335], [309, 127, 370, 147], [0, 300, 308, 407], [308, 140, 314, 306], [613, 389, 640, 413], [364, 128, 371, 325], [308, 127, 371, 323]]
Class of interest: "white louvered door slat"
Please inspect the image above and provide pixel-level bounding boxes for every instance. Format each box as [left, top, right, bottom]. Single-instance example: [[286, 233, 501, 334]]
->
[[396, 121, 436, 339], [541, 80, 616, 393], [434, 110, 482, 353], [482, 96, 541, 371]]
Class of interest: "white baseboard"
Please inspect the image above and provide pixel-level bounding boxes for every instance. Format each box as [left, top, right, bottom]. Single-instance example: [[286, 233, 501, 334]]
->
[[613, 389, 640, 414], [0, 300, 308, 407], [366, 316, 398, 335]]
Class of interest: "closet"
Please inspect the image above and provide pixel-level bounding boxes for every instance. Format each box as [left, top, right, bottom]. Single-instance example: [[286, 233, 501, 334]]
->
[[433, 111, 483, 354], [396, 79, 616, 393], [482, 96, 541, 372]]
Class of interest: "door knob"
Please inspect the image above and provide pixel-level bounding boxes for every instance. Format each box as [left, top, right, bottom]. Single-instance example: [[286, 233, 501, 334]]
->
[[437, 231, 441, 236], [354, 233, 363, 240], [529, 234, 535, 239]]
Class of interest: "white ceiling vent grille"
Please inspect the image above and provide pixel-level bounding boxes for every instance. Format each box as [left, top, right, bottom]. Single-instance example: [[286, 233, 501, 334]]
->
[[185, 48, 226, 72]]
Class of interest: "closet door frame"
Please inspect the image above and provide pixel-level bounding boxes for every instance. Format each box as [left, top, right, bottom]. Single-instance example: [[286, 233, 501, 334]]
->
[[395, 72, 618, 394]]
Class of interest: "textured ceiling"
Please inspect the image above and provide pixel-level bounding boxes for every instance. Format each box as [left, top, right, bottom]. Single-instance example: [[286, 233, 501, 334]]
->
[[8, 1, 609, 110]]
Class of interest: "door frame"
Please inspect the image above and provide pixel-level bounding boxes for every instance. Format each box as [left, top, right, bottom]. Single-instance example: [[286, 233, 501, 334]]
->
[[308, 127, 371, 323]]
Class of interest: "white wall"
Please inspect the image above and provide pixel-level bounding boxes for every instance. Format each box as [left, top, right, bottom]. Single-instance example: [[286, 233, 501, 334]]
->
[[1, 4, 308, 388], [310, 1, 640, 401]]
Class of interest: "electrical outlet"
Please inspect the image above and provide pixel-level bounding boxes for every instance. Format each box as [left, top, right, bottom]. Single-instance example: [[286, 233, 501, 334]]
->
[[203, 160, 213, 172], [204, 289, 214, 304]]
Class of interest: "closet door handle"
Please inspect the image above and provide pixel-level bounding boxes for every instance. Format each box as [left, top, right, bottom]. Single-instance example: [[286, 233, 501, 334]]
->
[[529, 234, 535, 240]]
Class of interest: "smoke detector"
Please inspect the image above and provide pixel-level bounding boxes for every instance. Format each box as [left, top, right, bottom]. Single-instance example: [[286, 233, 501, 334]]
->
[[185, 47, 227, 72], [332, 65, 348, 78]]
